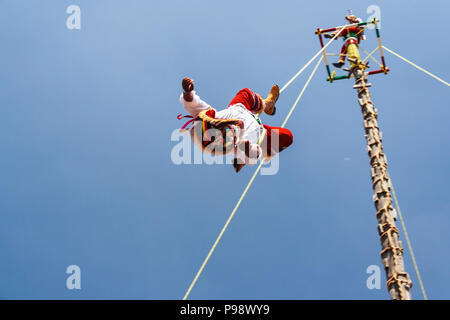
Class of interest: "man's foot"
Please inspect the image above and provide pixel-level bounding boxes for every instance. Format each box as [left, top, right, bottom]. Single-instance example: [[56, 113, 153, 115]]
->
[[332, 61, 345, 68], [264, 84, 279, 116], [324, 33, 334, 39]]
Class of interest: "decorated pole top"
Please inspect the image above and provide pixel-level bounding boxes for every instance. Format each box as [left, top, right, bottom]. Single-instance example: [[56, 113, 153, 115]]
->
[[315, 16, 389, 82]]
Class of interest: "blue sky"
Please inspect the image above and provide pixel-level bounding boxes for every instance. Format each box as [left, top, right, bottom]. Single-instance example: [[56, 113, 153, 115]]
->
[[0, 0, 449, 299]]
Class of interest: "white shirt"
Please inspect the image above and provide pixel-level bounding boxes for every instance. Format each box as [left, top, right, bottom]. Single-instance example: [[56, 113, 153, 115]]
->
[[179, 91, 211, 118], [180, 91, 264, 146]]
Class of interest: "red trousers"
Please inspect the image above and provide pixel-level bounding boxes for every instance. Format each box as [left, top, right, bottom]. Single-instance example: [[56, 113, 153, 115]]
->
[[339, 38, 358, 62], [229, 88, 293, 157]]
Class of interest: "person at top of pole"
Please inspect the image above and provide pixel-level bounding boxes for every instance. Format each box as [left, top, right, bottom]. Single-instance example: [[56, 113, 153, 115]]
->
[[325, 10, 366, 68], [178, 77, 293, 172]]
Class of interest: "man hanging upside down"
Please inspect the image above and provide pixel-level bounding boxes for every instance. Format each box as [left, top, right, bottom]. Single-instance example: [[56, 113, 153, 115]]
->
[[178, 77, 293, 172]]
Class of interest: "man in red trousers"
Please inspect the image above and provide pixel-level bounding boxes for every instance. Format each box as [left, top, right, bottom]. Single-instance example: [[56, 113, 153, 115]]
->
[[179, 77, 293, 172], [325, 11, 366, 68]]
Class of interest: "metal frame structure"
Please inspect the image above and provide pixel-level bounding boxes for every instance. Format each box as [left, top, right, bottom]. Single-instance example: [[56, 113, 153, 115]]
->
[[315, 19, 389, 82]]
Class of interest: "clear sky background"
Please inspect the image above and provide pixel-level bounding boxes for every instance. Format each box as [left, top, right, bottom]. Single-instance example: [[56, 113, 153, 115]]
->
[[0, 0, 448, 299]]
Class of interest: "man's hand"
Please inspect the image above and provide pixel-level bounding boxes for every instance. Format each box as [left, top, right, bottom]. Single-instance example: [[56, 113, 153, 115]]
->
[[182, 77, 194, 92], [182, 77, 194, 102]]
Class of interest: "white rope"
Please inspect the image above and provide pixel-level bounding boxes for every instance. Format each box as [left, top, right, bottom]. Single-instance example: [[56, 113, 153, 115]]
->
[[383, 46, 449, 87], [279, 29, 342, 93], [387, 171, 428, 300]]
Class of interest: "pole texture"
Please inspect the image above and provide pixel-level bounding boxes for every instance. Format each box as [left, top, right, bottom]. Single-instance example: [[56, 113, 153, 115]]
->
[[353, 68, 413, 300]]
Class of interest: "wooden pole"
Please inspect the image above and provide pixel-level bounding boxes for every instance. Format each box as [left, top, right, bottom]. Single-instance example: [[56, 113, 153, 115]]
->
[[353, 67, 413, 300]]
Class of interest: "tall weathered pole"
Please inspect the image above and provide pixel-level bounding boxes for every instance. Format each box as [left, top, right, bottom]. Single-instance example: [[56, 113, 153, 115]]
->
[[353, 67, 413, 300]]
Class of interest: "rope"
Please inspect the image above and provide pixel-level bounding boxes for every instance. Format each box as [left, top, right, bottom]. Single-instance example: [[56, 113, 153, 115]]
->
[[354, 25, 367, 38], [383, 46, 450, 87], [361, 45, 433, 299], [380, 45, 442, 299], [361, 48, 383, 68], [386, 170, 428, 300], [326, 53, 348, 56], [282, 57, 323, 128], [362, 47, 380, 64], [280, 29, 343, 93], [182, 56, 323, 300]]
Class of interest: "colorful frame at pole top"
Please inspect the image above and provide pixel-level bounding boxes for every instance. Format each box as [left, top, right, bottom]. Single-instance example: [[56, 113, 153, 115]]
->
[[315, 18, 389, 82]]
